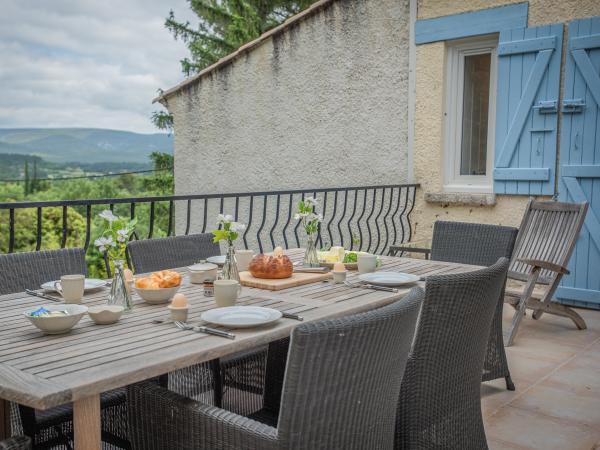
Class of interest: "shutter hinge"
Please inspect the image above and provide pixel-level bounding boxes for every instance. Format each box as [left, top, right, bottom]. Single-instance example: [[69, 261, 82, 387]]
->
[[532, 100, 558, 114], [562, 99, 585, 113]]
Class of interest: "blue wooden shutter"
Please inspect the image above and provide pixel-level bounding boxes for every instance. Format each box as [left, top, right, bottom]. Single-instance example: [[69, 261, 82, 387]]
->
[[493, 24, 563, 195], [556, 17, 600, 309]]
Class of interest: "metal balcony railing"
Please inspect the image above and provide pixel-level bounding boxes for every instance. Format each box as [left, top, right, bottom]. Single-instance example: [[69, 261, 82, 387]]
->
[[0, 184, 418, 262]]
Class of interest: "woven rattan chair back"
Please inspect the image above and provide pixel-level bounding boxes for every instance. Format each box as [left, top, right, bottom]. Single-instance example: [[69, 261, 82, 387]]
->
[[276, 288, 424, 450], [430, 221, 518, 266], [0, 248, 87, 296], [509, 199, 588, 285], [395, 258, 509, 450], [126, 234, 220, 274]]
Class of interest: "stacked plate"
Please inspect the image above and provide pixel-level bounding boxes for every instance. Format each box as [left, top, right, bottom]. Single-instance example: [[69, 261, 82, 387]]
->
[[201, 306, 282, 328], [357, 272, 420, 287]]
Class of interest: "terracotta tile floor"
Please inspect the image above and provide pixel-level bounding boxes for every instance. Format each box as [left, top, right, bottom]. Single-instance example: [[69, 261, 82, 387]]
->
[[483, 305, 600, 450]]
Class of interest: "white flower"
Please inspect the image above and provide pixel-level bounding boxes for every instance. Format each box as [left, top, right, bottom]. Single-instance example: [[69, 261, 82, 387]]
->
[[99, 210, 118, 223], [305, 197, 318, 207], [116, 228, 129, 243], [94, 236, 116, 252], [230, 222, 246, 233], [315, 213, 323, 222], [217, 214, 234, 225]]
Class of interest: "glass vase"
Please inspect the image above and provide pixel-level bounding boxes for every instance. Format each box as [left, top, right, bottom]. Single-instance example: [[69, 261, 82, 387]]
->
[[303, 234, 319, 267], [221, 243, 240, 282], [108, 259, 132, 311]]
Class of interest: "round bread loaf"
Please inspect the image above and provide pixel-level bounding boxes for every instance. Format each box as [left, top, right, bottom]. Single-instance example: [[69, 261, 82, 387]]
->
[[249, 252, 293, 279]]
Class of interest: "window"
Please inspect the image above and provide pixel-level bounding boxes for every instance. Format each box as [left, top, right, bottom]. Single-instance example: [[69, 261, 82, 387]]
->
[[444, 37, 497, 192]]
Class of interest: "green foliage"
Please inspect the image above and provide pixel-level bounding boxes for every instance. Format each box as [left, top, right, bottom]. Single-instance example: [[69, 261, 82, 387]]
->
[[151, 111, 174, 132], [166, 0, 315, 75], [0, 152, 175, 278], [212, 214, 246, 245]]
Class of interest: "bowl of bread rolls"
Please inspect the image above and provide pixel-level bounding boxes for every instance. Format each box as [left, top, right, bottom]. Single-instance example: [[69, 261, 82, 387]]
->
[[134, 270, 182, 304]]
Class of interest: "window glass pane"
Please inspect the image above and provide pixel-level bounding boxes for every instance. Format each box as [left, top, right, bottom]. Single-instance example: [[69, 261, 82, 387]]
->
[[460, 53, 491, 176]]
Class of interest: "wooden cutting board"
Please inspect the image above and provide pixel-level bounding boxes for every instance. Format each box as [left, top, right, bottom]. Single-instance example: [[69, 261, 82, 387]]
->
[[239, 271, 331, 291]]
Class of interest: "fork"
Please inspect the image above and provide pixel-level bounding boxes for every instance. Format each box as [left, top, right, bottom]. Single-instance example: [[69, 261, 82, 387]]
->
[[174, 321, 235, 339]]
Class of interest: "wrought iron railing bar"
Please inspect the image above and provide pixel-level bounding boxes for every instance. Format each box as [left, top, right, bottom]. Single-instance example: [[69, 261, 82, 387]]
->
[[365, 189, 376, 253], [257, 195, 268, 254], [347, 190, 358, 251], [397, 188, 410, 245], [390, 187, 402, 247], [282, 193, 293, 249], [185, 199, 191, 236], [242, 196, 253, 249], [406, 186, 417, 242], [130, 203, 139, 241], [84, 205, 92, 250], [337, 190, 348, 248], [316, 191, 324, 248], [326, 191, 337, 248], [202, 198, 208, 233], [0, 184, 420, 210], [61, 206, 68, 248], [36, 207, 42, 251], [356, 189, 367, 252], [167, 201, 174, 236], [234, 197, 240, 222], [373, 188, 387, 254], [148, 202, 155, 239], [381, 187, 394, 254], [269, 194, 281, 250], [8, 209, 15, 253], [109, 204, 114, 212], [293, 192, 305, 248]]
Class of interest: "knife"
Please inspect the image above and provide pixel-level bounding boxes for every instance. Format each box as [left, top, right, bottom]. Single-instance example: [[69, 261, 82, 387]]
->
[[194, 326, 236, 340], [364, 284, 399, 293], [25, 289, 62, 302], [282, 312, 304, 321]]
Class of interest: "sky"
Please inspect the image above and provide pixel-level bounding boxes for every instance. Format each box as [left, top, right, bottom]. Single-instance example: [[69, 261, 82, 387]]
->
[[0, 0, 198, 134]]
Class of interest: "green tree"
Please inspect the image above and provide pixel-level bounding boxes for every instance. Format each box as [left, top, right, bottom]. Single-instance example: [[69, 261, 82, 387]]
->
[[152, 0, 314, 131]]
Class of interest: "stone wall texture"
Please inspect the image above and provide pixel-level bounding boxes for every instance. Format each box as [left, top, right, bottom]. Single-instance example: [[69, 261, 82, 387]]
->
[[167, 0, 411, 200], [411, 0, 600, 246]]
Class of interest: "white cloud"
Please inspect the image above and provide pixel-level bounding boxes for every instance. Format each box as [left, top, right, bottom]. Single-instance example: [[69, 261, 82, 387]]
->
[[0, 0, 198, 133]]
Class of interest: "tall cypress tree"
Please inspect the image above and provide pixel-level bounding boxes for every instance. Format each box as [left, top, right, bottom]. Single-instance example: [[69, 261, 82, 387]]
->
[[24, 161, 30, 196]]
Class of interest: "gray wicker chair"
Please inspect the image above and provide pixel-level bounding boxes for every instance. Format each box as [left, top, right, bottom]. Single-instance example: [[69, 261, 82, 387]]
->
[[127, 288, 424, 450], [395, 257, 509, 450], [390, 221, 518, 390], [0, 249, 129, 450], [0, 436, 31, 450], [126, 234, 220, 274]]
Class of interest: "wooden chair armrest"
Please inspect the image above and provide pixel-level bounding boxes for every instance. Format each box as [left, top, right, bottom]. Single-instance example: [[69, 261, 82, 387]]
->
[[389, 245, 431, 258], [516, 258, 570, 275]]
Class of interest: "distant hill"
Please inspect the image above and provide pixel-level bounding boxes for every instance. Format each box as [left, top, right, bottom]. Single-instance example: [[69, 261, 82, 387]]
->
[[0, 128, 173, 163]]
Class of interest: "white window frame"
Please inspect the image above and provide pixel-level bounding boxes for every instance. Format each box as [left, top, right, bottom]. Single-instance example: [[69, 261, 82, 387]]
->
[[443, 37, 498, 193]]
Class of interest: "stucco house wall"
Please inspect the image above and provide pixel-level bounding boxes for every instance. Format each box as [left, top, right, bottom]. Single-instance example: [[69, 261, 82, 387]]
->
[[411, 0, 600, 245], [162, 0, 411, 200]]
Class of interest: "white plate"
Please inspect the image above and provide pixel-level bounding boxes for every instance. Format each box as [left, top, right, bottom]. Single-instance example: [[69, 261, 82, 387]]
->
[[42, 278, 107, 292], [207, 255, 226, 266], [358, 272, 420, 287], [201, 306, 282, 328]]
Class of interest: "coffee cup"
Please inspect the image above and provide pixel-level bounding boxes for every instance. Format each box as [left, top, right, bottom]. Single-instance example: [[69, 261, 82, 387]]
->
[[236, 250, 254, 272], [54, 274, 85, 304], [357, 254, 377, 274], [214, 279, 242, 307]]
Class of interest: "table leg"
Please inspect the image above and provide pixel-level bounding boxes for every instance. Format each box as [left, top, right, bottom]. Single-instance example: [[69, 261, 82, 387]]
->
[[0, 398, 9, 440], [73, 394, 101, 450]]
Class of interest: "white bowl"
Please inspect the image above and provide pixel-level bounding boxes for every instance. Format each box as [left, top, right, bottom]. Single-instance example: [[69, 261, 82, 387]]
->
[[25, 304, 88, 334], [134, 285, 180, 304], [88, 305, 124, 325], [187, 263, 218, 284]]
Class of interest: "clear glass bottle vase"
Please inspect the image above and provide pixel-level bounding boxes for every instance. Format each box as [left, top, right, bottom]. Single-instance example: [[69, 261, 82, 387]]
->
[[108, 259, 132, 311], [303, 234, 319, 267], [221, 242, 240, 282]]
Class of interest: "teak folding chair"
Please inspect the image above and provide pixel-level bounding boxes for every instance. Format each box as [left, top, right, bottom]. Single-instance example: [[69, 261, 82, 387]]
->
[[504, 199, 589, 346]]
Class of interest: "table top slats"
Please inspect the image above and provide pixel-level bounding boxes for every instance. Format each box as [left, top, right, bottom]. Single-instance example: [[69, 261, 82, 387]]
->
[[0, 250, 481, 409]]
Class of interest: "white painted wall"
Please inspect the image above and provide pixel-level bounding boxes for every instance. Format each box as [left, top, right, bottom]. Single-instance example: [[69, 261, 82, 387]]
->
[[166, 0, 411, 196]]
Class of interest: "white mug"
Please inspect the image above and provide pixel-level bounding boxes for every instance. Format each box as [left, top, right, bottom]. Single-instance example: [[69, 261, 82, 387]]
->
[[54, 274, 85, 303], [214, 279, 242, 307], [357, 254, 377, 274], [236, 250, 254, 272]]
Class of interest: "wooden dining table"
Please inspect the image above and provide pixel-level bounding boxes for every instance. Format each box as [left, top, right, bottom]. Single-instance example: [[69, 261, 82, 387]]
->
[[0, 249, 480, 450]]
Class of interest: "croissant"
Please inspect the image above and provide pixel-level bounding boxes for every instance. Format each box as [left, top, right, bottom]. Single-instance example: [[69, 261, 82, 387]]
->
[[135, 270, 182, 288]]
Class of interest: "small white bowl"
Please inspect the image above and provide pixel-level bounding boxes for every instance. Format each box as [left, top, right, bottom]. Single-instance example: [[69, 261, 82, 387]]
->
[[187, 263, 218, 284], [88, 305, 124, 325], [25, 304, 88, 334], [134, 285, 180, 304]]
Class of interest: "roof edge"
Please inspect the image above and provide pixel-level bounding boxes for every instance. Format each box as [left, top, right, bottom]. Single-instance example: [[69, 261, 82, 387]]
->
[[153, 0, 338, 105]]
